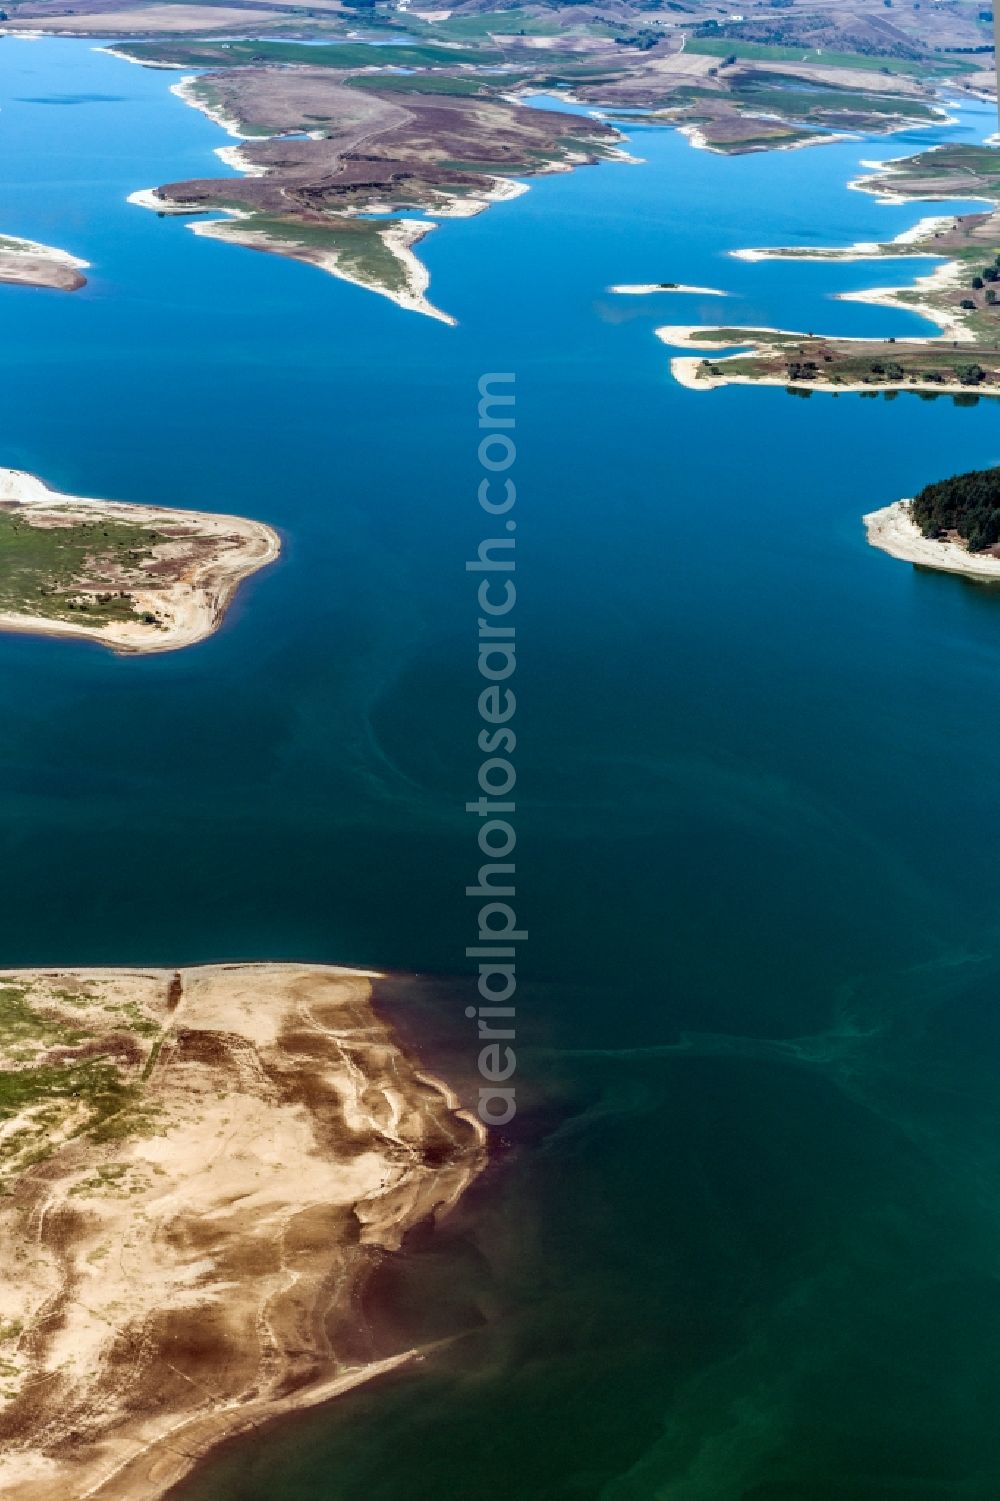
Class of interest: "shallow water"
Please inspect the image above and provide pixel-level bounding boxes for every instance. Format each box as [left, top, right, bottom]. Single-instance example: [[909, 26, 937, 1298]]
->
[[4, 37, 1000, 1496]]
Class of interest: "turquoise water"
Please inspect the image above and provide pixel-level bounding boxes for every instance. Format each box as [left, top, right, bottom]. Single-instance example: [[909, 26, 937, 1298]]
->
[[4, 36, 1000, 1496]]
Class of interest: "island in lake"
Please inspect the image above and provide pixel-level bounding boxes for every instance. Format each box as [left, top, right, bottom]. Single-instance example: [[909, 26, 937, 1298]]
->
[[0, 964, 484, 1501], [866, 465, 1000, 580], [0, 468, 279, 653]]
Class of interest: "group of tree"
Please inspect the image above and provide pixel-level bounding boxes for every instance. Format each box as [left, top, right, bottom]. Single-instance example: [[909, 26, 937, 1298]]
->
[[912, 465, 1000, 551], [967, 254, 1000, 301]]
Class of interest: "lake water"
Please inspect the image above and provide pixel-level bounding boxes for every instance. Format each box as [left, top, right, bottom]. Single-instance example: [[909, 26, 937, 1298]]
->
[[3, 36, 1000, 1497]]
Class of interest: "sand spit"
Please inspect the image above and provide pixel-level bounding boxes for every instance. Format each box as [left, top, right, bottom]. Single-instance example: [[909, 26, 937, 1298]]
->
[[0, 963, 486, 1501], [0, 467, 279, 654], [865, 500, 1000, 579], [609, 282, 728, 296], [730, 214, 959, 263], [0, 232, 88, 291], [655, 324, 798, 350]]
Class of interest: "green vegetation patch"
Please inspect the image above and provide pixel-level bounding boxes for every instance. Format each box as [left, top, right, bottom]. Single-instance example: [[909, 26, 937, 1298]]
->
[[347, 72, 490, 96], [871, 145, 1000, 201], [0, 1059, 132, 1128], [731, 81, 939, 122], [912, 464, 1000, 550], [0, 510, 165, 628], [0, 985, 91, 1049], [431, 8, 561, 37], [709, 335, 1000, 394], [686, 37, 975, 75], [119, 37, 495, 69], [229, 213, 410, 293]]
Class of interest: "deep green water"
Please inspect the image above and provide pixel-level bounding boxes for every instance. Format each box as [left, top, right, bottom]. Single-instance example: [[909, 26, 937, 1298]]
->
[[4, 36, 1000, 1496]]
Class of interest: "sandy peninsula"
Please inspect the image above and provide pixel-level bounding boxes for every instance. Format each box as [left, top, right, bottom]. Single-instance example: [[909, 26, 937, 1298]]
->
[[0, 233, 88, 292], [0, 963, 485, 1501], [190, 211, 457, 326], [864, 499, 1000, 580], [0, 467, 279, 654], [729, 215, 960, 264]]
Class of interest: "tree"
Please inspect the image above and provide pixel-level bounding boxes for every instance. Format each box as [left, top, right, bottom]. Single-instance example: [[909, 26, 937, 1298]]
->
[[972, 275, 984, 289]]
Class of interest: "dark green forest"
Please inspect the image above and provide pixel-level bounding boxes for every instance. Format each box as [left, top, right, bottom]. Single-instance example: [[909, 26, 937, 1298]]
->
[[912, 465, 1000, 551]]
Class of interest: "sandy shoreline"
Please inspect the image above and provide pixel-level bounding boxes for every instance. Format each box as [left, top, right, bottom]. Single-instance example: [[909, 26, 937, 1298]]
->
[[677, 121, 839, 155], [0, 467, 280, 653], [848, 152, 996, 207], [0, 963, 486, 1501], [730, 213, 959, 263], [832, 258, 974, 341], [864, 499, 1000, 579], [668, 351, 1000, 398], [0, 232, 89, 291]]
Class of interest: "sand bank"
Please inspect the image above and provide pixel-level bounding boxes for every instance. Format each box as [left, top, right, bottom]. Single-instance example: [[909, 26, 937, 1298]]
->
[[0, 963, 486, 1501], [609, 282, 728, 296]]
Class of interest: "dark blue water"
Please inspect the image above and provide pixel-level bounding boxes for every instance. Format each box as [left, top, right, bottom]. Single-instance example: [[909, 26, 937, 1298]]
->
[[4, 37, 1000, 1496]]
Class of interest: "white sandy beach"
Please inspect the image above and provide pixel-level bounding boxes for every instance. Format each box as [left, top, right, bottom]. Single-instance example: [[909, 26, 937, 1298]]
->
[[864, 500, 1000, 579], [858, 498, 1000, 579]]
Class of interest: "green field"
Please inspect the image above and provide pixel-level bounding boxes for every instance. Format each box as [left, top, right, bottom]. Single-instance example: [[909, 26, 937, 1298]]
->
[[732, 81, 940, 121], [347, 72, 489, 96], [120, 37, 495, 69], [223, 213, 411, 293], [686, 37, 976, 76], [430, 8, 561, 37], [0, 512, 163, 627]]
